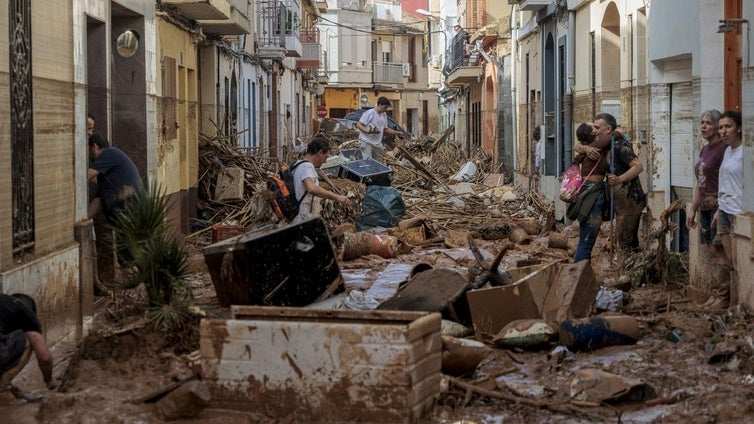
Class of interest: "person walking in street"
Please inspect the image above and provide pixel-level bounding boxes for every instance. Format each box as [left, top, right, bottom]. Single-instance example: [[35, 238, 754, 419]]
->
[[291, 138, 352, 224], [0, 294, 55, 398], [356, 97, 403, 163], [686, 110, 727, 260], [712, 110, 743, 305]]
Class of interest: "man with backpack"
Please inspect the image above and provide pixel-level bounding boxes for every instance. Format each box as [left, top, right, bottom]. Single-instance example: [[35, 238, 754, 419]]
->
[[290, 139, 351, 224]]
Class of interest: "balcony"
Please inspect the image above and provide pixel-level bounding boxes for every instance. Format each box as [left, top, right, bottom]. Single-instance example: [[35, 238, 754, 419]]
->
[[200, 4, 250, 35], [257, 0, 303, 59], [296, 28, 321, 68], [162, 0, 230, 20], [442, 35, 481, 86], [314, 0, 327, 12], [507, 0, 550, 11], [373, 62, 405, 85]]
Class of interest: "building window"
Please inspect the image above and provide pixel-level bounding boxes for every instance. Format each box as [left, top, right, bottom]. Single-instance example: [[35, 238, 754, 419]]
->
[[10, 0, 35, 256]]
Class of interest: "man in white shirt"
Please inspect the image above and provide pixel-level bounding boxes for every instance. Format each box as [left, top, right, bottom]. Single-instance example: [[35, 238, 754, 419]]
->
[[291, 138, 352, 224], [356, 97, 402, 162]]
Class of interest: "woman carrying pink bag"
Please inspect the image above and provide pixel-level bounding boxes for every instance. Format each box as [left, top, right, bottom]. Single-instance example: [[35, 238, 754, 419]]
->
[[566, 123, 612, 262]]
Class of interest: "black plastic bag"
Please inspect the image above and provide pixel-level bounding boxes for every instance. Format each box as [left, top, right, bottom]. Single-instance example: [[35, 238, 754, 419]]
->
[[356, 185, 406, 231]]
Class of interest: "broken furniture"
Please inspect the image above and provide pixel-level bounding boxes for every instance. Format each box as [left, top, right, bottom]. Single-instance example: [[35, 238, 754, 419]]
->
[[203, 218, 342, 307], [200, 306, 441, 423]]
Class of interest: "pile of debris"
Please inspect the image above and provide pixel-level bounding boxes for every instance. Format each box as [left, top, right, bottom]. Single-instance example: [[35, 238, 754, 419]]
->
[[193, 129, 553, 242]]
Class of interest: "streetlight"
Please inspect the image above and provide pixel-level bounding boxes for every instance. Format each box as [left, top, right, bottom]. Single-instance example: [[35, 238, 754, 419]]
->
[[416, 9, 440, 57], [415, 9, 449, 61]]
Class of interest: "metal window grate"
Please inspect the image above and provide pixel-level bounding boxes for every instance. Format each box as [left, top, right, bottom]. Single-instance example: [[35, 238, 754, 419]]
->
[[10, 0, 35, 256]]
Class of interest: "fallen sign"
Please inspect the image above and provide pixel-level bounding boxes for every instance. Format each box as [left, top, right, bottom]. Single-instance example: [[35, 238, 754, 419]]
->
[[201, 306, 441, 423], [203, 218, 342, 307]]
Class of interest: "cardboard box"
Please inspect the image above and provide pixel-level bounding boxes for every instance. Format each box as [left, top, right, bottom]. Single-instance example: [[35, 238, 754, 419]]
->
[[542, 260, 599, 324], [201, 307, 441, 423], [466, 262, 559, 338]]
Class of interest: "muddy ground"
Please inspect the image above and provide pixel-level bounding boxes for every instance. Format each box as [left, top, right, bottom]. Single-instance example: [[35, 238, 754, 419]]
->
[[2, 231, 754, 424]]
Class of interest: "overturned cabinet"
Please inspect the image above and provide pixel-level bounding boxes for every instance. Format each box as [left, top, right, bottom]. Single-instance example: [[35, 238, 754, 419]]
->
[[200, 306, 442, 422], [203, 218, 341, 307]]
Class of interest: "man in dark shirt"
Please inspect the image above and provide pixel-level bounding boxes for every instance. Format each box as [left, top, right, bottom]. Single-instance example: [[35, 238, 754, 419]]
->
[[0, 294, 55, 396], [88, 134, 144, 223]]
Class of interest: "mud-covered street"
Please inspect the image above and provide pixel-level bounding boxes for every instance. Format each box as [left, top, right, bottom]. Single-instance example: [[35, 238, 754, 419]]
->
[[2, 232, 754, 423]]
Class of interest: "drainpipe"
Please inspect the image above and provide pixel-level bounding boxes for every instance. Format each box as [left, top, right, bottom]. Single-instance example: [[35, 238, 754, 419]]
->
[[510, 6, 519, 176], [565, 9, 575, 162], [216, 46, 221, 135]]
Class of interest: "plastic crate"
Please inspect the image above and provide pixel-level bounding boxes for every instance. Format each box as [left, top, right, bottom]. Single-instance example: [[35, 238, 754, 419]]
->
[[211, 224, 247, 243]]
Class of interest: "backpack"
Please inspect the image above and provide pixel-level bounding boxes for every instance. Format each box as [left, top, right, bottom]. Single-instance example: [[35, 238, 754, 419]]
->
[[267, 160, 309, 222]]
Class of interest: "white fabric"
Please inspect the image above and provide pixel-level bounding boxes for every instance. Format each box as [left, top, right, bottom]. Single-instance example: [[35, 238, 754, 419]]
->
[[358, 108, 387, 147], [291, 160, 318, 223], [717, 145, 743, 215], [534, 140, 543, 167]]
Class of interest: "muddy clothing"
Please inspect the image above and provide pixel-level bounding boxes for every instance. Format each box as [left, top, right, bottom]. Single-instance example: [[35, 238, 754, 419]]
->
[[0, 331, 27, 375], [610, 135, 646, 254], [574, 152, 609, 178], [0, 295, 40, 375], [611, 136, 646, 204], [89, 147, 143, 222], [570, 182, 606, 262], [695, 141, 728, 211]]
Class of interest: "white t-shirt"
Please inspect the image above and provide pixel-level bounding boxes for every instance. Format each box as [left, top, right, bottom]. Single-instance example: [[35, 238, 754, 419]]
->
[[717, 145, 743, 215], [358, 108, 387, 147], [291, 160, 317, 222]]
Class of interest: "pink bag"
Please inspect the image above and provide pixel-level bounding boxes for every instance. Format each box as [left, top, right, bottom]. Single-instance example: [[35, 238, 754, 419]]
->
[[559, 165, 583, 203], [559, 153, 603, 203]]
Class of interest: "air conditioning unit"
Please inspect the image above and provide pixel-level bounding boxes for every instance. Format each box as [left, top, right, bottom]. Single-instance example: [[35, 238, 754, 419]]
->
[[402, 63, 410, 77]]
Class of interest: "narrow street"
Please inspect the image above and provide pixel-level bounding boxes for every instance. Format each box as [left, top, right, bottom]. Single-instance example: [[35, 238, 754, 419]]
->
[[1, 0, 753, 423], [3, 135, 754, 423]]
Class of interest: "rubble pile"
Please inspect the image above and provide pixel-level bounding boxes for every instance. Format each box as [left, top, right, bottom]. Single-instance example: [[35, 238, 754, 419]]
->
[[194, 131, 554, 242]]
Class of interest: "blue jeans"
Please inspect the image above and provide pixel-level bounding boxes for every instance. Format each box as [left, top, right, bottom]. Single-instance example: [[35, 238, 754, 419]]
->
[[574, 184, 605, 263]]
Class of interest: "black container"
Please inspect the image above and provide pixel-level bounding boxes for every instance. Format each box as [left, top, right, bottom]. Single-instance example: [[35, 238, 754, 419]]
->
[[339, 157, 393, 186], [203, 218, 342, 307]]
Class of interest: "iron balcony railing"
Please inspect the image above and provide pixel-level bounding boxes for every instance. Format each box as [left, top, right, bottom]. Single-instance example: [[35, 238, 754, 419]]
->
[[373, 62, 405, 84], [297, 27, 320, 67], [257, 0, 301, 49], [442, 29, 481, 76]]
